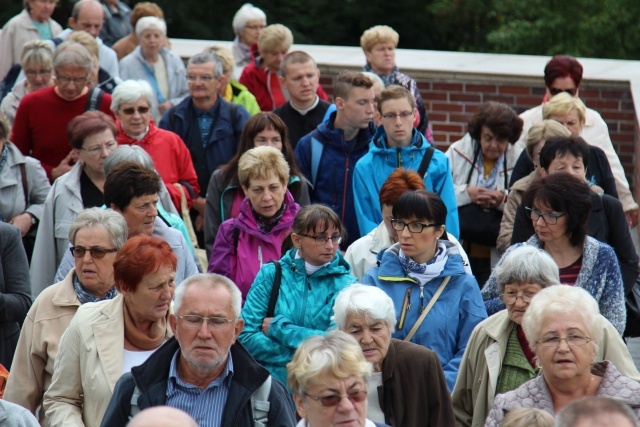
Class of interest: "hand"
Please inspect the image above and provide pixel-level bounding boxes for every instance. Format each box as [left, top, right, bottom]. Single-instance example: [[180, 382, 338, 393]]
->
[[466, 186, 483, 204], [194, 214, 204, 232], [51, 151, 77, 181], [9, 213, 33, 236], [158, 101, 173, 114], [261, 317, 273, 336], [193, 197, 206, 216], [625, 209, 639, 228]]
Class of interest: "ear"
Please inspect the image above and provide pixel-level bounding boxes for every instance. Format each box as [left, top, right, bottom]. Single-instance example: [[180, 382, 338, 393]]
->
[[435, 225, 446, 240], [68, 17, 76, 30], [278, 75, 286, 86], [293, 394, 308, 420], [110, 203, 122, 214], [540, 168, 549, 177], [169, 313, 177, 335], [291, 233, 303, 249], [335, 96, 345, 110], [232, 318, 244, 343], [241, 185, 249, 198]]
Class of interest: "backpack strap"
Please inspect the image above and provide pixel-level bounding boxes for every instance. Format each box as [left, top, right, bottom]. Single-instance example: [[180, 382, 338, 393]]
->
[[265, 261, 281, 319], [417, 146, 435, 178], [19, 163, 28, 206], [129, 385, 141, 419], [84, 87, 104, 112], [251, 375, 272, 426], [233, 226, 240, 251], [310, 136, 323, 188]]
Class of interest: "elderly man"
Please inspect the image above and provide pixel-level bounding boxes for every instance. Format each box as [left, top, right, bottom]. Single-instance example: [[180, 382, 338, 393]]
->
[[100, 273, 297, 426], [127, 407, 197, 427], [99, 0, 132, 47]]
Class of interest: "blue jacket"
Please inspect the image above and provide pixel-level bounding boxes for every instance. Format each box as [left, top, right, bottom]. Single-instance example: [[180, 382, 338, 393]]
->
[[295, 113, 375, 246], [158, 97, 250, 196], [353, 127, 459, 238], [239, 248, 357, 386], [362, 241, 487, 391]]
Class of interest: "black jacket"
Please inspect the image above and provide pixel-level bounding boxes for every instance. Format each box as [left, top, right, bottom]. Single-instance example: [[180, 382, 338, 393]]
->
[[100, 338, 296, 427]]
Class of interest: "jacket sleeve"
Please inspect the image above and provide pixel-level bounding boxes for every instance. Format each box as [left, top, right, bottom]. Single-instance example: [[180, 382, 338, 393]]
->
[[233, 105, 251, 142], [481, 246, 518, 314], [101, 46, 120, 80], [444, 144, 472, 207], [484, 394, 506, 427], [100, 373, 136, 427], [353, 162, 379, 236], [0, 224, 32, 323], [267, 377, 298, 427], [54, 247, 74, 284], [29, 185, 59, 297], [177, 231, 200, 278], [0, 22, 15, 83], [10, 100, 42, 172], [589, 146, 618, 199], [167, 55, 188, 107], [426, 351, 457, 427], [268, 313, 329, 350], [451, 330, 480, 427], [207, 221, 236, 278], [602, 195, 640, 294], [204, 172, 225, 259], [24, 157, 51, 220], [598, 315, 640, 382], [292, 175, 311, 207], [509, 204, 535, 247], [432, 153, 460, 239], [294, 136, 312, 184], [497, 188, 521, 254], [598, 246, 626, 335]]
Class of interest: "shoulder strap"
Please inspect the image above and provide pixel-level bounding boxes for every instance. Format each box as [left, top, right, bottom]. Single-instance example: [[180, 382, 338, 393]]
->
[[129, 385, 141, 419], [466, 142, 481, 185], [228, 102, 240, 141], [19, 163, 28, 205], [142, 65, 167, 103], [404, 276, 451, 342], [310, 137, 324, 188], [417, 146, 435, 178], [233, 226, 240, 251], [266, 261, 282, 319], [251, 375, 272, 425], [84, 87, 104, 112]]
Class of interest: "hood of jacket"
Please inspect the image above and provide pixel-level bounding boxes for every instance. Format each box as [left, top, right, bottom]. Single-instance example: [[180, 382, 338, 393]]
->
[[280, 246, 353, 278], [233, 189, 299, 239], [376, 240, 467, 281], [314, 112, 376, 154], [116, 118, 159, 147]]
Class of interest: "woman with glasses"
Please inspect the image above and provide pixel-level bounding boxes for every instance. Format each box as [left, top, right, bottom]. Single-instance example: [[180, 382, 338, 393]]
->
[[482, 173, 626, 335], [485, 285, 640, 425], [239, 204, 356, 387], [44, 234, 176, 427], [362, 189, 487, 391], [451, 246, 638, 427], [209, 146, 301, 300], [5, 208, 126, 425]]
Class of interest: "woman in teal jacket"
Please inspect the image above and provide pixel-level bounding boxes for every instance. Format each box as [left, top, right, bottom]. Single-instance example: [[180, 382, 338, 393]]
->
[[239, 204, 356, 386]]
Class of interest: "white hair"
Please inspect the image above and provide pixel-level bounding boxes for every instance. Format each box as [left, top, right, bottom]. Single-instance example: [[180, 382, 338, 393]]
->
[[494, 245, 560, 293], [361, 71, 385, 90], [232, 3, 267, 35], [174, 274, 242, 318], [104, 145, 155, 175], [110, 79, 154, 113], [333, 284, 396, 332], [135, 16, 167, 38]]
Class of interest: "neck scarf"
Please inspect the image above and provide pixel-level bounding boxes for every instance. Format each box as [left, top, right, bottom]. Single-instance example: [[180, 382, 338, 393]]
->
[[73, 274, 118, 305], [475, 149, 504, 190], [232, 36, 252, 67], [398, 241, 449, 285], [123, 297, 167, 350], [252, 202, 287, 233], [295, 250, 330, 275]]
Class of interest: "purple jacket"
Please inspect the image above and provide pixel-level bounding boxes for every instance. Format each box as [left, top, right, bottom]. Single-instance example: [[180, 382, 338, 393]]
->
[[208, 190, 300, 299]]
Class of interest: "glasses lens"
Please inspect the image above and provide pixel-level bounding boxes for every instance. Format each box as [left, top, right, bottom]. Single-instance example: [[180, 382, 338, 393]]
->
[[407, 223, 423, 233], [349, 390, 367, 402], [500, 294, 516, 304], [89, 248, 108, 259], [390, 220, 404, 231], [319, 396, 342, 407], [71, 247, 86, 258]]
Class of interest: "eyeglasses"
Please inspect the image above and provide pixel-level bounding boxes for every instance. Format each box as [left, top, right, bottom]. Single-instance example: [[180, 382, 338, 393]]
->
[[70, 246, 118, 259], [25, 69, 52, 78], [381, 111, 413, 121], [176, 314, 237, 330], [549, 87, 577, 96], [80, 140, 118, 155], [525, 207, 566, 225], [186, 74, 214, 83], [304, 390, 368, 407], [499, 291, 538, 305], [390, 218, 439, 233], [121, 106, 150, 115], [537, 334, 592, 347], [298, 234, 342, 246], [55, 75, 88, 86]]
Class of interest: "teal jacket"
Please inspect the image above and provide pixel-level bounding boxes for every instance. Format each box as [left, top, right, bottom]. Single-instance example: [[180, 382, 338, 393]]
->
[[239, 248, 357, 386]]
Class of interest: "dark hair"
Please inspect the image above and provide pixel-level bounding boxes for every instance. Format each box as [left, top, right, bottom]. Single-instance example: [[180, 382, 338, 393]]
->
[[280, 50, 317, 76], [539, 136, 590, 171], [468, 101, 523, 144], [392, 190, 447, 226], [221, 112, 300, 184], [293, 204, 344, 238], [523, 173, 591, 247], [67, 111, 118, 150], [104, 162, 162, 211], [333, 70, 373, 100], [113, 235, 177, 293], [379, 168, 425, 206], [544, 55, 583, 88]]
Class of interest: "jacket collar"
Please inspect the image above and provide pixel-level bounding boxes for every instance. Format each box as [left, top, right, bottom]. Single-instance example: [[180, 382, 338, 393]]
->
[[315, 112, 376, 152], [52, 268, 82, 308], [371, 126, 424, 151], [116, 119, 158, 147], [281, 248, 353, 277], [376, 241, 466, 280]]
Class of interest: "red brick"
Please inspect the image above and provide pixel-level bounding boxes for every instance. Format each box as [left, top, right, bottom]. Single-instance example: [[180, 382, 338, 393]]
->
[[499, 85, 531, 95], [426, 91, 448, 101], [619, 143, 636, 153], [431, 102, 464, 112], [467, 84, 498, 93], [450, 93, 483, 103], [620, 122, 636, 132], [483, 94, 516, 104], [432, 82, 464, 92], [601, 111, 636, 121], [417, 81, 431, 91], [464, 103, 484, 114], [601, 90, 630, 99], [612, 133, 635, 143], [449, 114, 471, 124], [515, 96, 543, 107], [579, 89, 600, 99], [434, 123, 465, 133], [433, 132, 450, 144], [428, 112, 448, 122], [587, 100, 620, 110]]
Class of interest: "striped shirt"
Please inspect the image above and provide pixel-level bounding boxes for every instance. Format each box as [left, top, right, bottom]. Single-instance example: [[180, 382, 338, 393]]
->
[[166, 349, 234, 427]]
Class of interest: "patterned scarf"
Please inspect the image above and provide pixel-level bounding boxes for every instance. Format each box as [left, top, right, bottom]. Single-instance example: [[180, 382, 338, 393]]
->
[[398, 242, 449, 285], [475, 149, 504, 190], [252, 202, 287, 233], [73, 274, 118, 305]]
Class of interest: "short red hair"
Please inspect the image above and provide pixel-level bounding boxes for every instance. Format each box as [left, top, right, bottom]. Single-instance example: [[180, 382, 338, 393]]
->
[[544, 55, 583, 88], [379, 168, 426, 206], [113, 235, 177, 293]]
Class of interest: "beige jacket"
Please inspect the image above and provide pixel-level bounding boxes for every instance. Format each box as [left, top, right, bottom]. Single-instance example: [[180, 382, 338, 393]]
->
[[42, 294, 173, 427], [496, 170, 539, 253], [451, 310, 640, 427], [4, 269, 80, 426]]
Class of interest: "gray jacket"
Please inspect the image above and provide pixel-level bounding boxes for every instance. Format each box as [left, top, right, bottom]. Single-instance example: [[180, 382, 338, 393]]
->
[[0, 79, 27, 127], [0, 400, 39, 427]]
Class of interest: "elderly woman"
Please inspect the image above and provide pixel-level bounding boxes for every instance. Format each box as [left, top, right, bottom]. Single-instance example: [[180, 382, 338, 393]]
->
[[231, 3, 266, 79], [43, 234, 176, 427], [0, 0, 62, 81], [1, 40, 53, 126], [30, 110, 118, 296], [5, 208, 127, 425], [119, 16, 188, 121], [482, 173, 626, 335], [287, 331, 384, 427], [208, 145, 301, 298], [112, 2, 167, 60], [362, 190, 486, 391], [240, 204, 357, 386], [111, 79, 199, 212], [204, 112, 309, 257], [333, 284, 455, 426], [451, 246, 639, 427], [445, 101, 524, 285], [485, 285, 640, 425]]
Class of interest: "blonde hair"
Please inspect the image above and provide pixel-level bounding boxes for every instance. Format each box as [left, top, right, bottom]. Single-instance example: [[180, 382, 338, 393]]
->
[[68, 30, 99, 58], [203, 45, 235, 74], [237, 146, 290, 189], [20, 40, 53, 70], [542, 92, 586, 125], [500, 408, 554, 427], [524, 120, 571, 158], [258, 24, 293, 54], [360, 25, 399, 52]]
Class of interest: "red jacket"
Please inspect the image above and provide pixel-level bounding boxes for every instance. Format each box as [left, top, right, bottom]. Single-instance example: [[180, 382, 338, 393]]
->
[[116, 120, 200, 210]]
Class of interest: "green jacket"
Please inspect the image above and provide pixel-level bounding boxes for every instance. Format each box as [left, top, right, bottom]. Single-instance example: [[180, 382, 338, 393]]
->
[[229, 80, 261, 115]]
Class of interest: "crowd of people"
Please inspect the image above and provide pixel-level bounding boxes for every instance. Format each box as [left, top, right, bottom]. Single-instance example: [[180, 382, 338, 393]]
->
[[0, 1, 639, 426]]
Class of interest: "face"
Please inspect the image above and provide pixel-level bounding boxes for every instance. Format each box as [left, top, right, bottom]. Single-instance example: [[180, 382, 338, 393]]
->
[[293, 223, 341, 266], [139, 30, 163, 58], [186, 62, 220, 101], [242, 171, 286, 218], [28, 0, 57, 23], [544, 153, 586, 179], [24, 62, 52, 91], [54, 65, 89, 101], [531, 201, 568, 244], [294, 375, 368, 427], [396, 216, 445, 264], [337, 87, 375, 130], [262, 46, 288, 73], [253, 127, 283, 151], [550, 109, 583, 137], [281, 61, 320, 105], [73, 226, 117, 298], [117, 98, 152, 137], [345, 313, 391, 372], [365, 42, 396, 75], [170, 285, 243, 373], [75, 128, 117, 176], [535, 311, 596, 383], [122, 263, 175, 322], [114, 193, 158, 237], [380, 97, 415, 147], [502, 283, 543, 325], [69, 3, 104, 37], [381, 204, 396, 243], [546, 76, 579, 99], [479, 126, 509, 161], [531, 140, 545, 169], [240, 19, 265, 46]]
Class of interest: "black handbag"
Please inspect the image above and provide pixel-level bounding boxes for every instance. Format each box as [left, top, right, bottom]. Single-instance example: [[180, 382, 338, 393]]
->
[[625, 279, 640, 337]]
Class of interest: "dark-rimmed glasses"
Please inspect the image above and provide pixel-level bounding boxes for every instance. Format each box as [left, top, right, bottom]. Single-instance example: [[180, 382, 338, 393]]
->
[[121, 106, 150, 115], [70, 246, 118, 259], [298, 234, 342, 246], [390, 219, 439, 233], [525, 207, 566, 225]]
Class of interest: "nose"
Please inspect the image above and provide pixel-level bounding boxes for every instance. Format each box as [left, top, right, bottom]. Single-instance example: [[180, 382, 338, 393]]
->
[[514, 296, 527, 309], [535, 215, 546, 226], [361, 329, 373, 344], [400, 226, 412, 238], [557, 338, 571, 351], [336, 394, 356, 413], [82, 250, 94, 263], [262, 190, 273, 201], [148, 204, 158, 217]]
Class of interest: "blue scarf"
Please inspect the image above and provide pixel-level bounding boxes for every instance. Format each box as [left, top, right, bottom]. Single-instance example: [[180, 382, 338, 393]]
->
[[398, 242, 448, 285], [73, 274, 118, 305]]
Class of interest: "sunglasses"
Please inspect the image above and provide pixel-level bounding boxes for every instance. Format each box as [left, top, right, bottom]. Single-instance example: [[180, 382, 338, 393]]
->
[[121, 106, 150, 115], [70, 246, 118, 259], [548, 87, 577, 96], [304, 390, 367, 407]]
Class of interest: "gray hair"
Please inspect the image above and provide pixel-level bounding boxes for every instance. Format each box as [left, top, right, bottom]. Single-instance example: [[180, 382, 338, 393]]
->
[[333, 284, 396, 333], [232, 3, 266, 35], [361, 71, 385, 91], [522, 285, 603, 351], [135, 16, 167, 38], [52, 41, 93, 73], [494, 245, 560, 293], [555, 397, 640, 427], [187, 53, 223, 79], [110, 79, 154, 114], [104, 145, 155, 175], [174, 274, 242, 317], [68, 207, 128, 249]]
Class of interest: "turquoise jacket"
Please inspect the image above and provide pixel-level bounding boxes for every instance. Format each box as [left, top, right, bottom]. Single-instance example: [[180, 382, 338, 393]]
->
[[239, 248, 357, 386]]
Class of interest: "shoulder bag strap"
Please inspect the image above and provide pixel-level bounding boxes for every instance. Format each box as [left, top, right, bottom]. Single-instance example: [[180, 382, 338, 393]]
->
[[466, 141, 481, 185], [265, 261, 282, 319], [142, 64, 167, 103], [404, 276, 451, 342], [417, 146, 435, 178], [19, 163, 28, 205]]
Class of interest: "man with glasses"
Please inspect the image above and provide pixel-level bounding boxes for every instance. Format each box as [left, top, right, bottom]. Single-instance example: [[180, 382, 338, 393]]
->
[[353, 85, 459, 238], [101, 273, 297, 426]]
